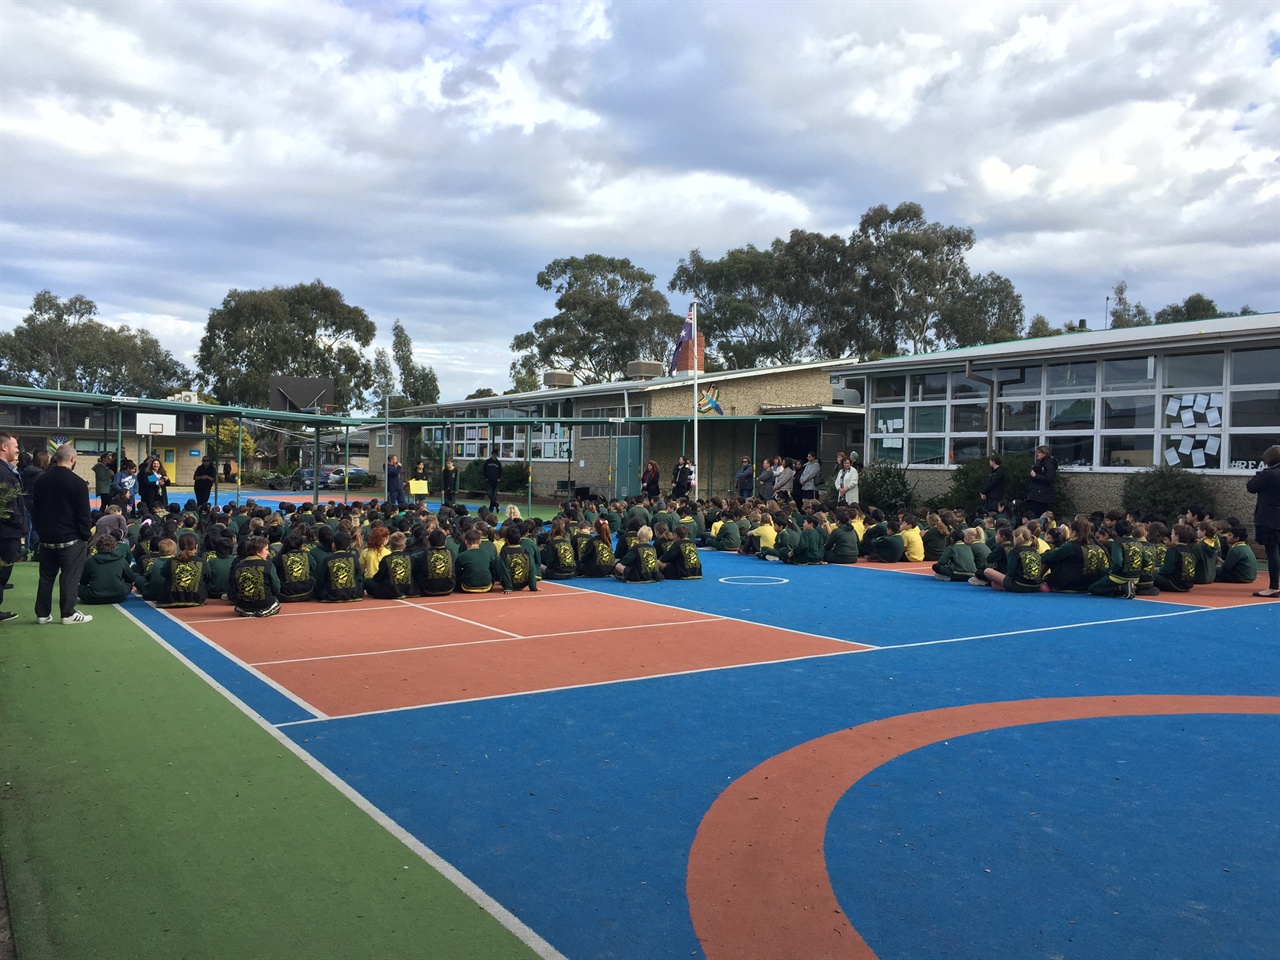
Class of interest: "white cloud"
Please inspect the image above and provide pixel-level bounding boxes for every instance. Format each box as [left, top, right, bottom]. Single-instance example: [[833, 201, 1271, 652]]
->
[[1, 0, 1277, 404]]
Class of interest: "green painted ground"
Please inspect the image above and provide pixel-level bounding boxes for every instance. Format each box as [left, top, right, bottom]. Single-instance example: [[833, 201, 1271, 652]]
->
[[0, 564, 541, 960]]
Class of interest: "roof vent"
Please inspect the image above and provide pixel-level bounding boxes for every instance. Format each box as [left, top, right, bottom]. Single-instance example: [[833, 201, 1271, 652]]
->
[[626, 361, 665, 381], [543, 370, 575, 389]]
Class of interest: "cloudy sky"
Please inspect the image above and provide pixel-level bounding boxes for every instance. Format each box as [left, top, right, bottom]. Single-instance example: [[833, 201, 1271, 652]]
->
[[2, 0, 1277, 405]]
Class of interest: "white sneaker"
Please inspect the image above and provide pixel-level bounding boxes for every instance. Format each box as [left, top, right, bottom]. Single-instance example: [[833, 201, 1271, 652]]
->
[[35, 616, 53, 625], [61, 611, 93, 624]]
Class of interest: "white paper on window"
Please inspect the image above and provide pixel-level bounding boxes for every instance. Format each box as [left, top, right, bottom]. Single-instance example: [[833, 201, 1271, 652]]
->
[[1192, 449, 1206, 468], [1164, 447, 1181, 466]]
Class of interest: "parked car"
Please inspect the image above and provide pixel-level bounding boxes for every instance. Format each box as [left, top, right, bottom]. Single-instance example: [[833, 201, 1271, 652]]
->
[[289, 468, 331, 491], [325, 465, 374, 487]]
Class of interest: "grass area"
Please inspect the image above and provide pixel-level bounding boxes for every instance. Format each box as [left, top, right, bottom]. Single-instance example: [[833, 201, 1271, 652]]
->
[[0, 564, 541, 960]]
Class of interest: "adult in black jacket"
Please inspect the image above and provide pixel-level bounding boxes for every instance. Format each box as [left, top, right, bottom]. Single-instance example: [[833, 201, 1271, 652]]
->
[[0, 433, 27, 623], [193, 456, 217, 507], [1247, 444, 1280, 597], [32, 444, 94, 624], [482, 454, 502, 511], [978, 454, 1007, 512], [671, 457, 693, 499], [1026, 445, 1057, 518]]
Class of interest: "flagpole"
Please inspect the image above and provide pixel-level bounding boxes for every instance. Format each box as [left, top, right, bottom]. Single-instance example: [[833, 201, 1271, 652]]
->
[[691, 300, 699, 496]]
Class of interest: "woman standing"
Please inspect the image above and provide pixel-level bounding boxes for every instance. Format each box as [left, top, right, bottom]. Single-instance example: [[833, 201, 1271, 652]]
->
[[1247, 444, 1280, 598], [641, 460, 661, 499], [138, 456, 168, 511], [410, 460, 428, 503], [193, 456, 217, 508], [773, 458, 796, 505], [441, 458, 458, 505], [756, 458, 776, 501], [836, 455, 860, 506], [798, 452, 823, 502], [1026, 445, 1057, 519], [671, 456, 693, 499]]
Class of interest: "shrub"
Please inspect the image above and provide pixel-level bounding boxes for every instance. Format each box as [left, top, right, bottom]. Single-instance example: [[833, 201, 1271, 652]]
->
[[925, 452, 1079, 520], [1123, 464, 1216, 523], [859, 460, 918, 514], [457, 459, 529, 495]]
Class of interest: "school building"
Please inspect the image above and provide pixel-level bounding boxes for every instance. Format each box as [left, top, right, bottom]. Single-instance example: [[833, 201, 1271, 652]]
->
[[418, 312, 1279, 520]]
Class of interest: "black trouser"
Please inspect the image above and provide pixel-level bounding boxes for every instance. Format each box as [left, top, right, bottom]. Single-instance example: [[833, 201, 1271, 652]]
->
[[36, 540, 88, 619], [1259, 524, 1280, 590], [485, 481, 499, 509], [0, 538, 21, 610]]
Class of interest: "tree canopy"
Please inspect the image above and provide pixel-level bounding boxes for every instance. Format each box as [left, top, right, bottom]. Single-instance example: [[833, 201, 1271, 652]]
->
[[0, 290, 191, 396], [195, 280, 375, 412], [511, 255, 683, 384]]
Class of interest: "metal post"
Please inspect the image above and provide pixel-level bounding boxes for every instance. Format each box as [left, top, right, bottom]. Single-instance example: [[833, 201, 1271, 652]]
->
[[691, 300, 700, 496], [235, 414, 243, 506]]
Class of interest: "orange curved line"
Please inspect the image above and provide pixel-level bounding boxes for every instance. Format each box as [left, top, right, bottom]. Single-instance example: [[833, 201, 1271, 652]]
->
[[687, 695, 1280, 960]]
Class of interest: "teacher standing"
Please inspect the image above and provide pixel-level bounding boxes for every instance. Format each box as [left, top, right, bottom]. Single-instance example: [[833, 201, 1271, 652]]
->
[[1246, 445, 1280, 598], [32, 444, 93, 624]]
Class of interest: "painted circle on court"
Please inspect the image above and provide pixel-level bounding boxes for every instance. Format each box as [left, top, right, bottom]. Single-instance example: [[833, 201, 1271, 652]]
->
[[718, 575, 790, 585], [686, 694, 1280, 960]]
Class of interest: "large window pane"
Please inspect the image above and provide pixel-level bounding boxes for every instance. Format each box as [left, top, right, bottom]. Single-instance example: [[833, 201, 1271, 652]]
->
[[951, 403, 988, 433], [1101, 395, 1155, 430], [1048, 435, 1094, 467], [910, 405, 946, 432], [1047, 398, 1095, 431], [909, 438, 945, 464], [996, 365, 1042, 398], [998, 436, 1040, 457], [910, 372, 948, 401], [873, 376, 905, 403], [1162, 392, 1223, 431], [872, 437, 905, 462], [1047, 360, 1096, 394], [951, 369, 992, 399], [1229, 435, 1280, 470], [951, 438, 988, 464], [1162, 434, 1220, 470], [1230, 389, 1280, 428], [1102, 356, 1155, 392], [999, 400, 1039, 431], [873, 406, 905, 433], [1165, 352, 1222, 389], [1101, 435, 1154, 468], [1233, 347, 1280, 385]]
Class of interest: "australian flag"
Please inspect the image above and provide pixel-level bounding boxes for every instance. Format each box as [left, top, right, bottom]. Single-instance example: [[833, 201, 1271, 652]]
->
[[668, 306, 694, 375]]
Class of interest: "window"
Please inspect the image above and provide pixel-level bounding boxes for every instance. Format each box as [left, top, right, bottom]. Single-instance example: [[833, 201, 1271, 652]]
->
[[1230, 389, 1280, 428], [950, 403, 988, 433], [1162, 435, 1220, 470], [1165, 352, 1223, 389], [74, 438, 102, 456], [872, 375, 905, 403], [951, 369, 992, 399], [873, 407, 905, 434], [1102, 356, 1155, 392], [910, 372, 948, 401], [950, 439, 988, 464], [1162, 392, 1222, 432], [872, 437, 904, 462], [996, 366, 1042, 398], [1101, 395, 1155, 430], [998, 400, 1039, 432], [1050, 435, 1094, 467], [998, 436, 1040, 457], [1047, 360, 1096, 394], [19, 405, 41, 427], [1229, 435, 1279, 470], [909, 438, 945, 464], [579, 405, 642, 439], [1047, 398, 1095, 431], [1101, 435, 1154, 468], [909, 406, 946, 432], [1232, 347, 1280, 385]]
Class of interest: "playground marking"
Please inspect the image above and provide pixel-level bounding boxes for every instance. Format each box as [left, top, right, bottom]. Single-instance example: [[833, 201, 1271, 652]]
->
[[718, 575, 790, 585]]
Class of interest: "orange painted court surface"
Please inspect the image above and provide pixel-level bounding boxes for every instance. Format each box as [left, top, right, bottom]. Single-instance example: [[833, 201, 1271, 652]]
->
[[168, 582, 869, 717]]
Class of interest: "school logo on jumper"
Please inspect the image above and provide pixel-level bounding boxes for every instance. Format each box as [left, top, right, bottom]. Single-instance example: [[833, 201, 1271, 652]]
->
[[698, 384, 725, 416]]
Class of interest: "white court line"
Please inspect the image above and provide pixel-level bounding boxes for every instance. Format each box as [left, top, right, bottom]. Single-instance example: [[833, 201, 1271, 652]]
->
[[125, 607, 567, 960], [135, 605, 331, 720], [878, 605, 1218, 651], [250, 616, 727, 667]]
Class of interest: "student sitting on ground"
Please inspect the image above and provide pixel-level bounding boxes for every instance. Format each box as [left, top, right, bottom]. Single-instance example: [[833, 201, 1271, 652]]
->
[[982, 526, 1044, 593], [788, 514, 826, 565], [1041, 518, 1109, 593], [367, 531, 416, 598], [457, 528, 512, 593], [360, 524, 391, 580], [921, 513, 949, 562], [136, 537, 176, 600], [614, 525, 662, 583], [657, 524, 702, 579], [228, 535, 281, 618], [822, 508, 860, 565], [1190, 520, 1221, 584], [577, 519, 617, 578], [1215, 525, 1258, 584], [206, 535, 236, 599], [965, 526, 992, 571], [932, 529, 976, 582], [150, 532, 210, 608], [758, 514, 800, 562], [1089, 519, 1144, 599], [1131, 522, 1161, 596], [78, 534, 135, 605], [540, 519, 578, 580], [1153, 523, 1197, 593], [707, 508, 742, 551], [570, 519, 595, 570], [898, 514, 925, 562], [745, 510, 776, 556], [315, 530, 364, 602], [275, 533, 315, 602], [500, 524, 538, 592], [414, 529, 457, 597], [969, 524, 1012, 586], [865, 520, 906, 563]]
